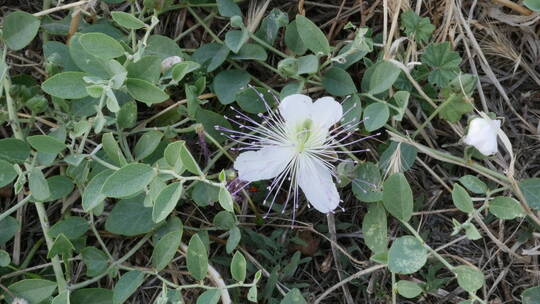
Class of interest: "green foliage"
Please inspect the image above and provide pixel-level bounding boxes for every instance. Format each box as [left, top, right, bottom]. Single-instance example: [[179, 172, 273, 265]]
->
[[421, 42, 461, 87], [383, 173, 413, 222], [295, 15, 331, 54], [3, 11, 41, 50], [400, 10, 435, 43], [388, 236, 427, 274]]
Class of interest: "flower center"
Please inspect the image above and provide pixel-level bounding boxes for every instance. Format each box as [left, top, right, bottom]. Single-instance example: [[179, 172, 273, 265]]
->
[[294, 119, 314, 153]]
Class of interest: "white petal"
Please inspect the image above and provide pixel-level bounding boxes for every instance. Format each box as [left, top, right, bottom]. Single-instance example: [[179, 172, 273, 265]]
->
[[296, 156, 339, 213], [463, 117, 500, 156], [311, 96, 343, 129], [234, 146, 294, 182], [278, 94, 312, 126]]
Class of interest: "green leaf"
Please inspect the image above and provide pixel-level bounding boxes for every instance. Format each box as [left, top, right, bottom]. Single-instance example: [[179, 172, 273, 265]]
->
[[71, 288, 113, 304], [152, 230, 182, 271], [396, 280, 423, 298], [361, 60, 401, 94], [352, 162, 382, 202], [192, 43, 230, 73], [363, 102, 389, 132], [296, 55, 319, 75], [451, 184, 474, 213], [230, 251, 247, 282], [225, 30, 249, 53], [453, 265, 484, 293], [134, 131, 163, 161], [235, 87, 273, 114], [7, 279, 57, 304], [192, 182, 220, 207], [0, 250, 11, 267], [117, 101, 138, 129], [284, 20, 307, 55], [400, 10, 435, 43], [3, 11, 41, 50], [80, 33, 125, 60], [231, 43, 267, 61], [196, 289, 220, 304], [458, 175, 487, 194], [29, 167, 50, 201], [171, 61, 201, 82], [226, 227, 241, 254], [44, 175, 74, 202], [0, 216, 19, 245], [391, 91, 410, 121], [48, 233, 75, 258], [438, 92, 474, 123], [0, 138, 31, 163], [101, 163, 156, 198], [81, 247, 109, 277], [178, 142, 202, 175], [383, 173, 413, 222], [522, 286, 540, 304], [153, 182, 183, 223], [144, 35, 184, 61], [164, 141, 185, 172], [464, 223, 482, 240], [51, 291, 69, 304], [187, 234, 208, 280], [295, 15, 330, 54], [126, 78, 169, 105], [82, 169, 113, 212], [111, 11, 146, 29], [213, 69, 251, 104], [520, 178, 540, 210], [69, 34, 109, 78], [42, 72, 89, 99], [0, 159, 17, 187], [322, 67, 357, 96], [388, 236, 427, 274], [105, 195, 157, 236], [49, 217, 89, 240], [218, 187, 235, 212], [217, 0, 242, 17], [525, 0, 540, 10], [280, 288, 307, 304], [27, 135, 66, 154], [362, 203, 387, 254], [247, 285, 258, 302], [379, 142, 417, 172], [102, 133, 127, 167], [489, 196, 525, 219], [126, 56, 161, 83], [113, 270, 145, 304], [213, 211, 236, 230], [421, 42, 461, 87]]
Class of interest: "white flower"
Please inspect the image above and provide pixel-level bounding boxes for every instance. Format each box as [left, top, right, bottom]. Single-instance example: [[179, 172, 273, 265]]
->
[[463, 116, 501, 156], [160, 56, 183, 72], [217, 93, 373, 214]]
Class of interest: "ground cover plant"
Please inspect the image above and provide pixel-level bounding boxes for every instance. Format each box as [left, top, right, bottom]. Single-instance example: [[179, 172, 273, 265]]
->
[[1, 0, 540, 303]]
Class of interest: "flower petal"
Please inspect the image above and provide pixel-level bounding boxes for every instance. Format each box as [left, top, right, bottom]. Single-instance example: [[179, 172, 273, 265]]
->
[[463, 117, 500, 156], [297, 155, 339, 213], [278, 94, 312, 126], [311, 96, 343, 130], [234, 146, 294, 182]]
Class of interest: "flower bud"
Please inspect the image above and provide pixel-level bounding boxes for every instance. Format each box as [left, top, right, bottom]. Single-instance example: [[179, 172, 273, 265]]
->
[[160, 56, 183, 72], [277, 58, 298, 77], [463, 116, 501, 156]]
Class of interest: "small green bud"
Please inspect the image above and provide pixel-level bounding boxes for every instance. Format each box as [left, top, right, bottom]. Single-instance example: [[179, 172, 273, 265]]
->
[[277, 58, 299, 77]]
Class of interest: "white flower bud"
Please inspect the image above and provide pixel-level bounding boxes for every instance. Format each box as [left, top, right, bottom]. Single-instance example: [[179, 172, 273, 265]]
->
[[463, 116, 501, 156], [160, 56, 183, 72], [12, 298, 29, 304]]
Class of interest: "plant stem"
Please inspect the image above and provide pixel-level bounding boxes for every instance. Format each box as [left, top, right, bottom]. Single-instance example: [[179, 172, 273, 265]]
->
[[35, 202, 68, 292], [0, 195, 32, 223]]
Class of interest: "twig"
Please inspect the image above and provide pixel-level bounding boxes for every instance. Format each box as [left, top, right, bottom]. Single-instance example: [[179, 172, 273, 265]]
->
[[33, 0, 90, 17], [313, 264, 386, 304], [491, 0, 533, 15], [326, 213, 355, 304]]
